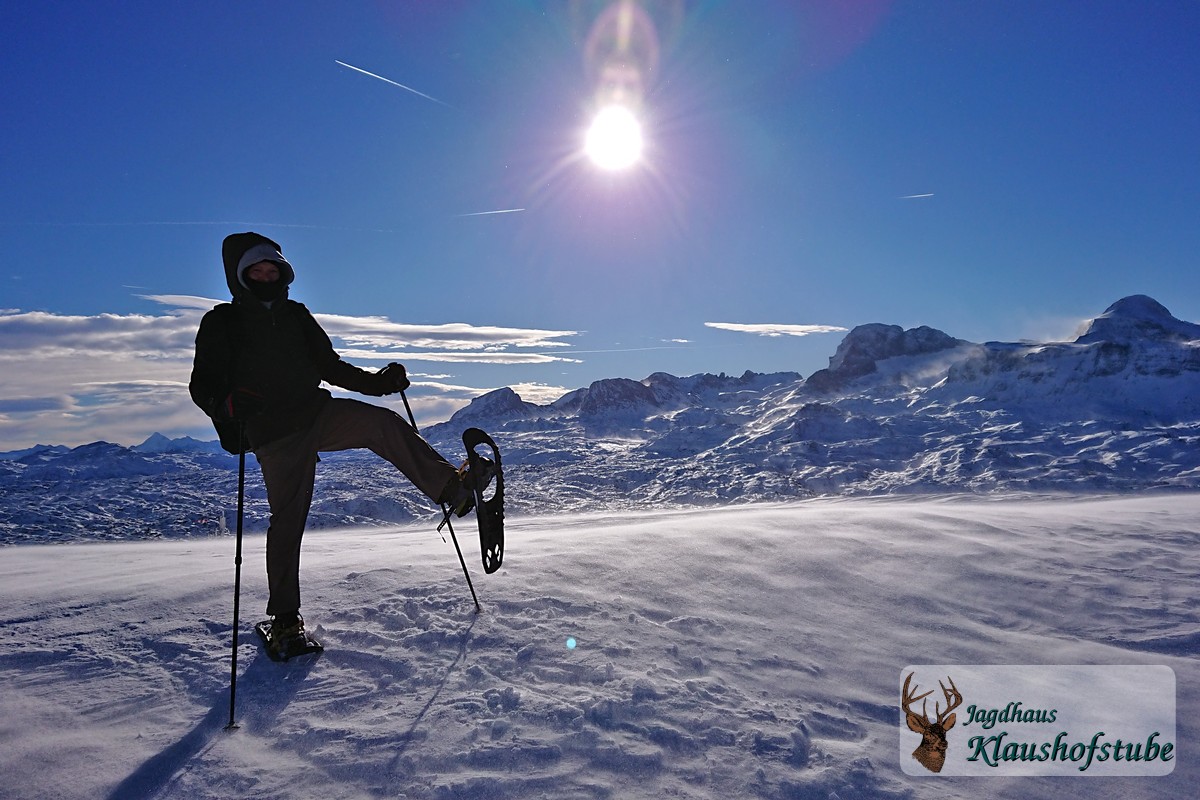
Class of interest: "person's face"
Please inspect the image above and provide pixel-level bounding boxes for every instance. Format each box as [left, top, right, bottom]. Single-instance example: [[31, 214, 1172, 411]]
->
[[246, 261, 280, 283]]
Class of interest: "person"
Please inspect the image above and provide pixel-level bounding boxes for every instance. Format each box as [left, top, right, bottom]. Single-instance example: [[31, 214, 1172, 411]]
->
[[190, 232, 489, 655]]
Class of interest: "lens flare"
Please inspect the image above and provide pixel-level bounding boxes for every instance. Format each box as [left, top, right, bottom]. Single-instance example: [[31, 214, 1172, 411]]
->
[[585, 104, 643, 171]]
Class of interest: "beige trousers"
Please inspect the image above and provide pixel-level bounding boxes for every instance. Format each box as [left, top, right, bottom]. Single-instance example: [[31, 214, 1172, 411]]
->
[[254, 397, 458, 617]]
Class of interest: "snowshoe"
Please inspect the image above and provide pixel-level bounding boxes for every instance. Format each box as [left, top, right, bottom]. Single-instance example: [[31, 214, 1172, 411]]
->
[[254, 616, 323, 662], [463, 427, 504, 574]]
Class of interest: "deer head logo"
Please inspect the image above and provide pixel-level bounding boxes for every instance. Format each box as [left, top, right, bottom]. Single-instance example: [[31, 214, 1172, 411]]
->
[[902, 672, 963, 773]]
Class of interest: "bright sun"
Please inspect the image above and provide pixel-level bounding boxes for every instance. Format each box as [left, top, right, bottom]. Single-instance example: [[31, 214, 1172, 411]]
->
[[584, 104, 643, 171]]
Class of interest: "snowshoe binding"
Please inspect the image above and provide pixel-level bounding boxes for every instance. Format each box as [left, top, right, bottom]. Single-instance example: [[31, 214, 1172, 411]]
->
[[449, 455, 495, 519], [255, 615, 323, 662]]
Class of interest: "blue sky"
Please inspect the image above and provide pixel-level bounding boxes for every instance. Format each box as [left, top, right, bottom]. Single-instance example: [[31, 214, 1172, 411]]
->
[[1, 1, 1197, 449]]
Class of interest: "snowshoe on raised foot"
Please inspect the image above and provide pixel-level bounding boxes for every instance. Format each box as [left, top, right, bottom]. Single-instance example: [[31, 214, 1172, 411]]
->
[[255, 615, 323, 662], [463, 427, 504, 574], [449, 454, 496, 518]]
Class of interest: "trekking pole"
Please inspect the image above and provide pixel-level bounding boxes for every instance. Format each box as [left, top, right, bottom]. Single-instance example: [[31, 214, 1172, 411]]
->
[[401, 390, 481, 613], [226, 420, 247, 730]]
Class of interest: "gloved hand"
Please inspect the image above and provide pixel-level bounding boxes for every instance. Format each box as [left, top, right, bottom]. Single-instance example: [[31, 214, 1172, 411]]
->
[[217, 388, 266, 421], [376, 362, 410, 395]]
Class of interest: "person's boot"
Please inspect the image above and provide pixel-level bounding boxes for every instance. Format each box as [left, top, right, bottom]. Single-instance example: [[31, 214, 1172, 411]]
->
[[440, 456, 496, 517], [267, 613, 305, 658]]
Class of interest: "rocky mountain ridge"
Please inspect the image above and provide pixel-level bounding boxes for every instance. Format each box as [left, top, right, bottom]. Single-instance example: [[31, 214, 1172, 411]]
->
[[3, 295, 1198, 543]]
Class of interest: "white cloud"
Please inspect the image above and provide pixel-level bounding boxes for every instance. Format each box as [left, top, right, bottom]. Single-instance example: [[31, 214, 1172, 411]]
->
[[314, 313, 577, 352], [705, 322, 848, 338], [127, 296, 582, 354], [0, 296, 582, 449], [507, 382, 572, 405], [336, 349, 581, 365], [0, 307, 201, 359], [139, 294, 224, 311]]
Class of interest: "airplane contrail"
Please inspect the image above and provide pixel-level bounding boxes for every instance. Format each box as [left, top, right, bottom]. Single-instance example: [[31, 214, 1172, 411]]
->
[[454, 208, 526, 217], [335, 60, 451, 108], [900, 193, 934, 199]]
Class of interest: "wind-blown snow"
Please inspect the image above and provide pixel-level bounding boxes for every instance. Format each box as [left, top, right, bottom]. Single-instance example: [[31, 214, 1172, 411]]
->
[[1, 495, 1196, 799]]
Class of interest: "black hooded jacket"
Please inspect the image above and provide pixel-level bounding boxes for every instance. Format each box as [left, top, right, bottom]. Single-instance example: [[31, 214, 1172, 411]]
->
[[189, 232, 387, 451]]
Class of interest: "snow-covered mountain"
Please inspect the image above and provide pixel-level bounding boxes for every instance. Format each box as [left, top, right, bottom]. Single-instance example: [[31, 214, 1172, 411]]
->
[[3, 295, 1198, 544], [132, 432, 227, 455], [0, 443, 70, 462]]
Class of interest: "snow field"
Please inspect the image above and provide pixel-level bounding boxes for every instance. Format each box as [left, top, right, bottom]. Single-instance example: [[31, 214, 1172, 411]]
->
[[0, 495, 1196, 799]]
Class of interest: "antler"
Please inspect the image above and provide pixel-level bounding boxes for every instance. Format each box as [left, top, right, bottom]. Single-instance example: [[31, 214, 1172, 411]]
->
[[935, 676, 962, 725], [901, 672, 935, 722], [903, 672, 961, 726]]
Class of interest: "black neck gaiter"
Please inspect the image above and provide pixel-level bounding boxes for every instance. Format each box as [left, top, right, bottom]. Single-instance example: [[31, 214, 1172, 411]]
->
[[245, 278, 287, 302]]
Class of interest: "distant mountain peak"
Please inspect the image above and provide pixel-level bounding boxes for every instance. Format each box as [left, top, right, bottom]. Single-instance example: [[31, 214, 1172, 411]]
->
[[806, 323, 967, 391], [447, 386, 539, 426], [578, 377, 660, 416], [1104, 294, 1173, 319], [1076, 295, 1198, 344], [130, 433, 226, 455], [136, 432, 174, 451]]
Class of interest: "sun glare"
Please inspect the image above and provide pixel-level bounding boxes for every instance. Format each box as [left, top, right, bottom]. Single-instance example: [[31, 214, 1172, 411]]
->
[[585, 104, 643, 171]]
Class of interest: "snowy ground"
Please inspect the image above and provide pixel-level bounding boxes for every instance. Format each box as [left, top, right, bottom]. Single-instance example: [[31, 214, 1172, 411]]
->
[[1, 495, 1196, 800]]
